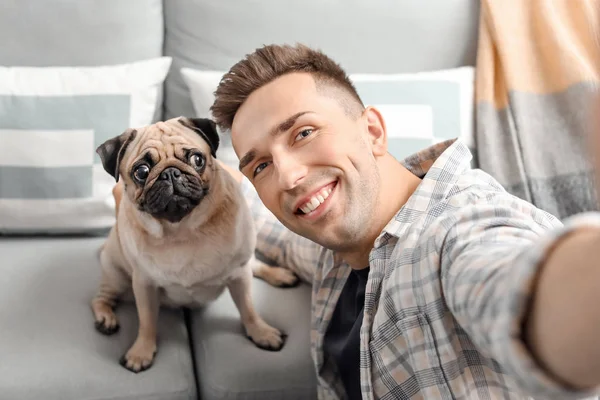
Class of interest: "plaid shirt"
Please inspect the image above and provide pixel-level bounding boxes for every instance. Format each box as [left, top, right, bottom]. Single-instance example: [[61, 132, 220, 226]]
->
[[241, 139, 600, 400]]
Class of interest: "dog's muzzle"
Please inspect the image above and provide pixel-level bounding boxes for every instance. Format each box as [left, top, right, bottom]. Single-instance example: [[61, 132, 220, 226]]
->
[[142, 166, 207, 222]]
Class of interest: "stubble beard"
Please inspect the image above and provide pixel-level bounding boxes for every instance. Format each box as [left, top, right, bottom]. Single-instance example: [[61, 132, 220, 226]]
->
[[317, 159, 381, 254], [278, 159, 381, 255]]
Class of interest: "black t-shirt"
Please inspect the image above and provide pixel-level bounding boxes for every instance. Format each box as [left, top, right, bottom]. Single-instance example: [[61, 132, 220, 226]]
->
[[323, 267, 370, 400]]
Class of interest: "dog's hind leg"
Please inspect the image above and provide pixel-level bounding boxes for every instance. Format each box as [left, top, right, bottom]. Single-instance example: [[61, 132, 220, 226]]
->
[[91, 249, 131, 335], [250, 256, 300, 288]]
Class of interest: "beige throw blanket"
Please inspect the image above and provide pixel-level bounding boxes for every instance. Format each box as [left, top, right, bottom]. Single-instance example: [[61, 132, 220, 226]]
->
[[475, 0, 600, 219]]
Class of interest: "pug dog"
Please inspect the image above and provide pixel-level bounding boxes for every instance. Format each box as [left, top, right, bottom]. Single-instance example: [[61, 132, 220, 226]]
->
[[92, 117, 298, 373]]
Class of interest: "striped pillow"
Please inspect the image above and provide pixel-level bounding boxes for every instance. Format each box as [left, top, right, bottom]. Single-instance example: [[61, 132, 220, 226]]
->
[[0, 57, 172, 234], [181, 66, 475, 169], [351, 67, 475, 162]]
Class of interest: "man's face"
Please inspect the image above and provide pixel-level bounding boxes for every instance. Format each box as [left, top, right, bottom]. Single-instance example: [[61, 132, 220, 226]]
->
[[231, 72, 382, 252]]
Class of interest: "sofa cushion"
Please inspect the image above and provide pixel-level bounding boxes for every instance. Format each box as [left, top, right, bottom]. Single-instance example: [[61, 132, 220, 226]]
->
[[0, 237, 197, 400], [189, 279, 317, 400], [0, 58, 172, 235], [350, 67, 476, 162]]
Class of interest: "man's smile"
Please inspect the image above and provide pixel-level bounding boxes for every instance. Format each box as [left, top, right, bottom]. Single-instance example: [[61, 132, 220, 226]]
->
[[294, 181, 338, 219]]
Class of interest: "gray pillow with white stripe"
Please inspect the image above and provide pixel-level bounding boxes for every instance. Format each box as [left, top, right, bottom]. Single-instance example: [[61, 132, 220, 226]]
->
[[0, 57, 172, 234], [351, 67, 475, 162]]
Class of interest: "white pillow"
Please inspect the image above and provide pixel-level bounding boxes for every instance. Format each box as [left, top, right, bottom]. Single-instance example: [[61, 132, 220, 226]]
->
[[180, 69, 239, 169], [180, 66, 475, 166], [0, 57, 173, 234]]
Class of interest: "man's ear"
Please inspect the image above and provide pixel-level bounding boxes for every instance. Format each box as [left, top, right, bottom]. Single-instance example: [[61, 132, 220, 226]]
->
[[364, 106, 387, 157], [178, 117, 220, 157], [96, 128, 137, 182]]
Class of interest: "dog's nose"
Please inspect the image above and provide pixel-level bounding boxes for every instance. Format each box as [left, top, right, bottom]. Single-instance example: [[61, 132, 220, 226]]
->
[[159, 167, 182, 182]]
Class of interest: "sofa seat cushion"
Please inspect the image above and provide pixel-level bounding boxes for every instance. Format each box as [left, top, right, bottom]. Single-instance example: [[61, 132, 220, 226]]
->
[[0, 236, 197, 400], [190, 278, 317, 400]]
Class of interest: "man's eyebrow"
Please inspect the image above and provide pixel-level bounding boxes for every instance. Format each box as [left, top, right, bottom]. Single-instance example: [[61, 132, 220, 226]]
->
[[238, 111, 314, 171], [238, 149, 256, 171], [270, 111, 313, 137]]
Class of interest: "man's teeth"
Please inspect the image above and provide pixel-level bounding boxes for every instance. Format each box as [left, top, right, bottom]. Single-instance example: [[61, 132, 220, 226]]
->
[[300, 187, 333, 214]]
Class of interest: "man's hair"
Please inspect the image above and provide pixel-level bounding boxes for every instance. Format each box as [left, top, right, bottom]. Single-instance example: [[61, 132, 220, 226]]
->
[[210, 43, 365, 131]]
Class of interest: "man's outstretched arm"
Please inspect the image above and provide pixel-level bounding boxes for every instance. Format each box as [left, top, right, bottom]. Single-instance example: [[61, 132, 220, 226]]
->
[[440, 194, 600, 400], [524, 98, 600, 391], [526, 219, 600, 390], [444, 97, 600, 397]]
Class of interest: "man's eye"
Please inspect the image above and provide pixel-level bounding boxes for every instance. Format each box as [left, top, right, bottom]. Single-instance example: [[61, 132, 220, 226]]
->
[[294, 128, 313, 142], [253, 161, 270, 177]]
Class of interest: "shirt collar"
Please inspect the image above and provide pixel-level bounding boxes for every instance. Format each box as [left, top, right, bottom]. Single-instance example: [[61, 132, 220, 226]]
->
[[374, 138, 474, 247]]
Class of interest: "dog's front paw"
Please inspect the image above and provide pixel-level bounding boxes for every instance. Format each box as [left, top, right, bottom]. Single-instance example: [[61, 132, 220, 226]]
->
[[246, 320, 286, 351], [92, 301, 120, 335], [120, 338, 157, 373]]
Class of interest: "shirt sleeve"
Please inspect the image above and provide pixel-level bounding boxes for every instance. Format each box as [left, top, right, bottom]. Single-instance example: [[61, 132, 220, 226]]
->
[[240, 177, 323, 283], [439, 193, 600, 399]]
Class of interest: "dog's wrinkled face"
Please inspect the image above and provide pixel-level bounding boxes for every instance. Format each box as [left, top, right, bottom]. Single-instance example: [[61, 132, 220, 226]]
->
[[96, 117, 220, 223]]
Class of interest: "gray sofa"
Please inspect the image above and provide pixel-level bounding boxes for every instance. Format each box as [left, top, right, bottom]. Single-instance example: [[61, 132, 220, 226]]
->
[[0, 1, 480, 399]]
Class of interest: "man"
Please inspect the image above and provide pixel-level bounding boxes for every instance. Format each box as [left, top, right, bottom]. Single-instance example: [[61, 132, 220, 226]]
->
[[207, 43, 600, 400], [114, 43, 599, 399]]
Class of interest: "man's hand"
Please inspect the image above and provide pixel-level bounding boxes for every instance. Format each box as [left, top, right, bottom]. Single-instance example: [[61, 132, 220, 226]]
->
[[524, 94, 600, 390]]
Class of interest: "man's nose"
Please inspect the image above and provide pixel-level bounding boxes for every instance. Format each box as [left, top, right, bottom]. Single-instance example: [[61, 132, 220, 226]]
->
[[275, 155, 307, 190]]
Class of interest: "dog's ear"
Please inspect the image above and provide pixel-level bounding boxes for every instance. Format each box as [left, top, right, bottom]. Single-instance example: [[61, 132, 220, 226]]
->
[[96, 128, 137, 182], [178, 117, 220, 158]]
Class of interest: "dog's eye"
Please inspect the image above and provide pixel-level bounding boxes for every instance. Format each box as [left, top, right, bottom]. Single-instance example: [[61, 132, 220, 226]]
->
[[189, 153, 205, 169], [133, 165, 150, 182]]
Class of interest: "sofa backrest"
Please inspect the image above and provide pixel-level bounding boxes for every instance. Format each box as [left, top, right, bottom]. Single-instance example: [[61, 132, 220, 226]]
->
[[0, 0, 164, 66], [0, 0, 481, 120], [163, 0, 481, 119]]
